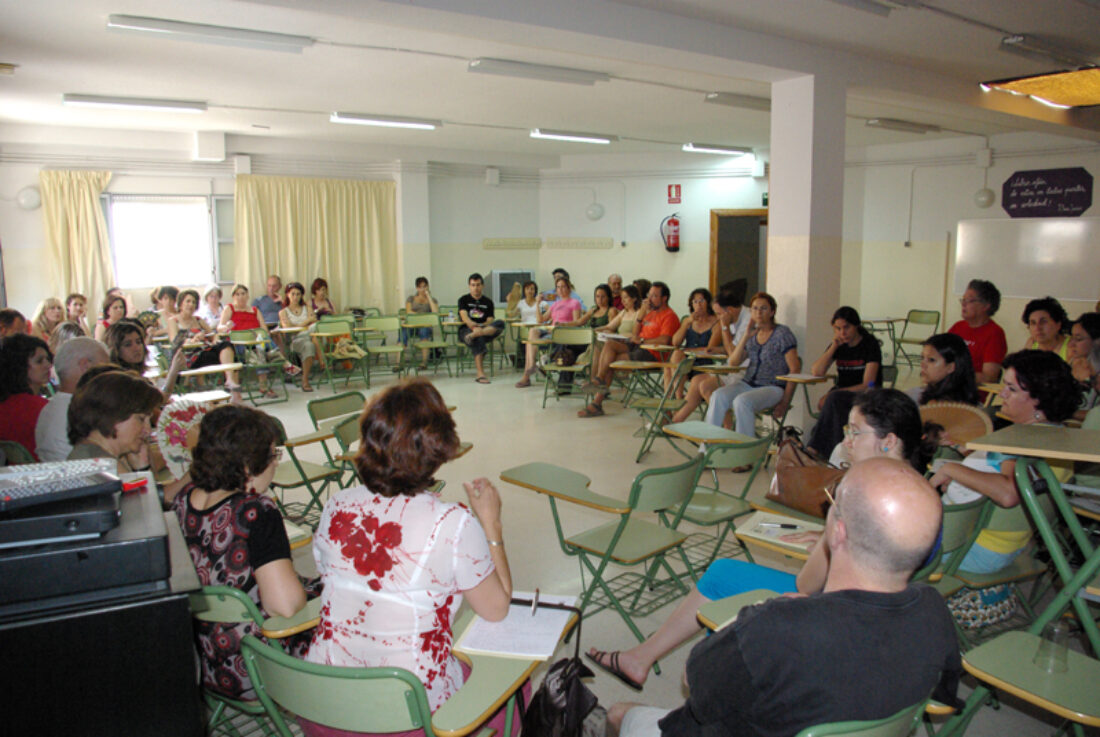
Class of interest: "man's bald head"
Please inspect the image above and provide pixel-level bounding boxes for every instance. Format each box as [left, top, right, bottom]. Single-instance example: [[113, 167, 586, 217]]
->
[[833, 458, 942, 580]]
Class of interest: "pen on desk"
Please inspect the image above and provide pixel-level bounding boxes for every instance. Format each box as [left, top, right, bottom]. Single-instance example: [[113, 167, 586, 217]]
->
[[531, 588, 539, 617], [758, 522, 800, 529]]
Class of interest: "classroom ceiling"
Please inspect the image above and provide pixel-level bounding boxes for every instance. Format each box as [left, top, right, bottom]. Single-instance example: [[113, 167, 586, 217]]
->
[[1, 0, 1099, 162]]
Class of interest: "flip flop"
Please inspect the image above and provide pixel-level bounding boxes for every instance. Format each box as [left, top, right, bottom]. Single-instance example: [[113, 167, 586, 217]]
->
[[514, 376, 532, 388], [475, 376, 490, 384], [301, 385, 314, 392], [585, 650, 643, 692]]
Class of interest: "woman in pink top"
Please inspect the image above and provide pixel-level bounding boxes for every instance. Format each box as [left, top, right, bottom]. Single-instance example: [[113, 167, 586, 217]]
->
[[304, 379, 516, 737], [514, 276, 581, 388]]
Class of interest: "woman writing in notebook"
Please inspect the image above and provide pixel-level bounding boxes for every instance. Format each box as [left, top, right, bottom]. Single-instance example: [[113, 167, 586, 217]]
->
[[305, 378, 519, 736]]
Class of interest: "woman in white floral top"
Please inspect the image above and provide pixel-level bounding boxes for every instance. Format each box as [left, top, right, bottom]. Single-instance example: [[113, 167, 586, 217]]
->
[[305, 378, 514, 735]]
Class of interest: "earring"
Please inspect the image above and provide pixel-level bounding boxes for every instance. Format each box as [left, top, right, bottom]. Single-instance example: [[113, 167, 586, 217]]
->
[[1033, 410, 1042, 420], [881, 446, 890, 452]]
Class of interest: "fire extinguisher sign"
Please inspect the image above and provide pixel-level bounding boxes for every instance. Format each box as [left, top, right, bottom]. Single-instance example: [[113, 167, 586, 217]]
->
[[667, 184, 681, 204]]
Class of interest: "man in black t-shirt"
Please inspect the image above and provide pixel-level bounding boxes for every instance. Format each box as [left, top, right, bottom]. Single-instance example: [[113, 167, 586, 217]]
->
[[608, 459, 961, 737], [457, 272, 506, 383]]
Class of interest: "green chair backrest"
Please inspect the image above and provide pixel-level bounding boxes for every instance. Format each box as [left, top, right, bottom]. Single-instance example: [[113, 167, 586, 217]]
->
[[795, 698, 927, 737], [906, 309, 940, 327], [702, 435, 771, 471], [363, 307, 382, 318], [1082, 404, 1100, 430], [0, 440, 36, 465], [549, 326, 594, 347], [240, 635, 435, 735], [361, 316, 402, 334], [403, 313, 441, 330], [308, 391, 366, 429], [317, 316, 355, 333], [630, 454, 705, 514], [879, 364, 898, 388], [332, 414, 361, 455], [937, 497, 991, 577], [190, 585, 265, 626]]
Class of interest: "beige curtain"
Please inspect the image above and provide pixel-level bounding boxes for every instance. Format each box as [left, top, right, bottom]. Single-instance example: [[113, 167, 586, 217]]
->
[[234, 175, 398, 313], [38, 170, 115, 308]]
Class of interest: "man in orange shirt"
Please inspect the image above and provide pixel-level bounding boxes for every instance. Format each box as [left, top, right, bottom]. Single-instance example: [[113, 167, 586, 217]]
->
[[579, 282, 680, 417]]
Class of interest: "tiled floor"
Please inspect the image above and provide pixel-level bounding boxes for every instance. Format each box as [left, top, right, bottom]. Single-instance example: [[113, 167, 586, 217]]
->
[[246, 358, 1092, 737]]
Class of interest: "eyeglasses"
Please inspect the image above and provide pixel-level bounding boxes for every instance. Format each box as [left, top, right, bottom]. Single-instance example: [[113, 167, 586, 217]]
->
[[271, 448, 284, 463], [842, 424, 871, 439], [959, 298, 983, 306]]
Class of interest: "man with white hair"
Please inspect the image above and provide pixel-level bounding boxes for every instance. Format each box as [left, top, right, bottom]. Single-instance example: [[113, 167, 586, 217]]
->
[[608, 273, 624, 310], [35, 336, 110, 461], [608, 458, 960, 737]]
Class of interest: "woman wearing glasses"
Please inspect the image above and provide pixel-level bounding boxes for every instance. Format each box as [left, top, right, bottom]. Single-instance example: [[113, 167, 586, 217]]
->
[[587, 388, 927, 690], [171, 405, 313, 700]]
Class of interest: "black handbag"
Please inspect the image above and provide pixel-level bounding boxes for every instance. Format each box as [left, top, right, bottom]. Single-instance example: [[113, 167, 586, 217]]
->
[[516, 601, 604, 737]]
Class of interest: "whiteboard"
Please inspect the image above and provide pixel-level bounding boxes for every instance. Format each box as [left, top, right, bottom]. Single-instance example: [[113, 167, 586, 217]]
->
[[955, 217, 1100, 300]]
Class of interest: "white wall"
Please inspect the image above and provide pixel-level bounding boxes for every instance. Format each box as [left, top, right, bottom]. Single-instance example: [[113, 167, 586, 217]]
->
[[536, 152, 767, 307], [427, 175, 541, 305], [845, 132, 1100, 350]]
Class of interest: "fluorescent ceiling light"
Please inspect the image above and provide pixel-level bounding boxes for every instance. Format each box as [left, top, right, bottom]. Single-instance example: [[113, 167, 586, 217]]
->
[[530, 128, 617, 145], [62, 93, 207, 113], [865, 117, 940, 134], [823, 0, 920, 17], [682, 143, 752, 156], [468, 58, 609, 85], [330, 112, 441, 130], [106, 14, 314, 53], [982, 68, 1100, 108], [703, 92, 771, 112], [999, 34, 1096, 68]]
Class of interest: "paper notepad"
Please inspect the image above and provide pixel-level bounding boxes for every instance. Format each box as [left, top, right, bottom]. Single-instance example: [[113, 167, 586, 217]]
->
[[453, 591, 576, 660], [735, 512, 823, 552], [597, 333, 629, 343]]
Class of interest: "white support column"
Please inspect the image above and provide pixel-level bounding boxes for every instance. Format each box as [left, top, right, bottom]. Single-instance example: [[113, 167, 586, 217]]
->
[[394, 165, 432, 299], [767, 73, 847, 427]]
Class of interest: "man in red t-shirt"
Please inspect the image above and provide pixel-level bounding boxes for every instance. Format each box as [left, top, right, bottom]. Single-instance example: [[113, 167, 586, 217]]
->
[[948, 279, 1007, 384], [579, 282, 680, 417]]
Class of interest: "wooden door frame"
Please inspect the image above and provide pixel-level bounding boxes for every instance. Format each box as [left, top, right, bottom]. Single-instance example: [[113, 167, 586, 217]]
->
[[709, 209, 769, 295]]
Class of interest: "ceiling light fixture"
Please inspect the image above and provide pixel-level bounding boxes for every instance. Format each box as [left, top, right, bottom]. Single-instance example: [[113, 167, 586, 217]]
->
[[703, 92, 771, 112], [106, 14, 314, 53], [682, 143, 753, 156], [62, 93, 207, 113], [823, 0, 919, 18], [982, 68, 1100, 108], [865, 117, 941, 134], [330, 112, 441, 130], [529, 128, 617, 145], [468, 58, 609, 85], [998, 34, 1096, 68]]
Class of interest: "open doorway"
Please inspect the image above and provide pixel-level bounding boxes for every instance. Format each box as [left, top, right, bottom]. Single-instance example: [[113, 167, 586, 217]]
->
[[709, 209, 768, 297]]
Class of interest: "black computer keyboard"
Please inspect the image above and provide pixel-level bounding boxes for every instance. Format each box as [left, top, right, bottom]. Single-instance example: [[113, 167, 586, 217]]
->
[[0, 459, 122, 513]]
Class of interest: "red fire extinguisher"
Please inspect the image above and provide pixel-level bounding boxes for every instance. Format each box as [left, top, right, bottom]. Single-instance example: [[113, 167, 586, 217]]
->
[[660, 213, 680, 252]]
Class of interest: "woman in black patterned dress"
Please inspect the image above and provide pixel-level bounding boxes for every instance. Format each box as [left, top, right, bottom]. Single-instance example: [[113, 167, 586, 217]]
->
[[172, 404, 317, 699]]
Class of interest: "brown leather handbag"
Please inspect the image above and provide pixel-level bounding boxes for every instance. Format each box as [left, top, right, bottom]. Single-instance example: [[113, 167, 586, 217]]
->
[[768, 427, 845, 519]]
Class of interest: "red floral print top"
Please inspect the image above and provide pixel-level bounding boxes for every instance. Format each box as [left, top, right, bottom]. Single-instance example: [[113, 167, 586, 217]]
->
[[306, 487, 494, 710]]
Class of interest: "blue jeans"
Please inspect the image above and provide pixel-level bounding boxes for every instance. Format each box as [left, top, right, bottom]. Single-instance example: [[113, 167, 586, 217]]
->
[[704, 382, 783, 437], [399, 326, 432, 345]]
